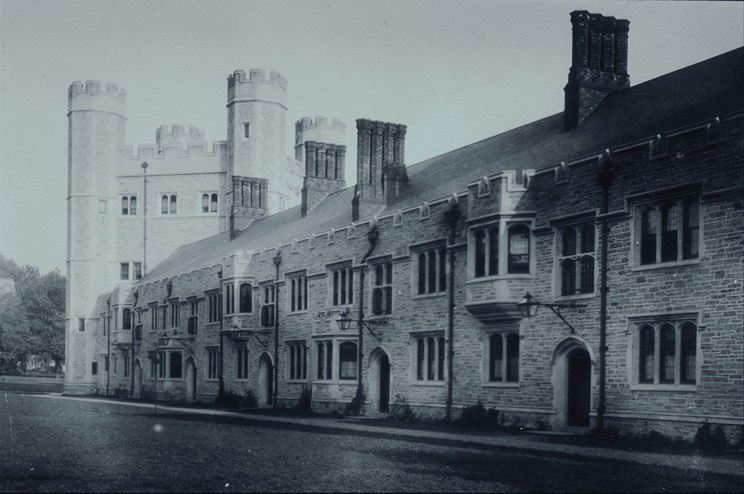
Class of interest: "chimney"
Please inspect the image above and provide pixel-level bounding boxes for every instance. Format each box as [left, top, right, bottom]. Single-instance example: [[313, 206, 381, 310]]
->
[[300, 141, 347, 217], [229, 176, 268, 239], [564, 11, 629, 131], [353, 119, 408, 221]]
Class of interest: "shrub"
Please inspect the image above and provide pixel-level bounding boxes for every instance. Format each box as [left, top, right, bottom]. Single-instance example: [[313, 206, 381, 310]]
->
[[215, 389, 257, 409], [344, 389, 365, 416], [461, 399, 500, 429], [388, 394, 416, 422], [294, 386, 312, 414], [694, 421, 728, 451]]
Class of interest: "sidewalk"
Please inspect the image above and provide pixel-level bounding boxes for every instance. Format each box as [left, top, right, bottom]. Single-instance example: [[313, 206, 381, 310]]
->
[[36, 393, 744, 477]]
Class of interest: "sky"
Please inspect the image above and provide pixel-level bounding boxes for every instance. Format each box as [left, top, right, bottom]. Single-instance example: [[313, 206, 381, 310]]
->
[[1, 0, 742, 274]]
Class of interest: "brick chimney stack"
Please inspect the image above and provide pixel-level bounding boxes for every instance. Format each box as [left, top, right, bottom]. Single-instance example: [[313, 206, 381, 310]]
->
[[353, 119, 408, 221], [564, 11, 629, 131]]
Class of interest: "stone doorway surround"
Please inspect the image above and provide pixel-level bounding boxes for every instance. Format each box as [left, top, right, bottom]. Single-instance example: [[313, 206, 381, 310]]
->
[[551, 336, 595, 429]]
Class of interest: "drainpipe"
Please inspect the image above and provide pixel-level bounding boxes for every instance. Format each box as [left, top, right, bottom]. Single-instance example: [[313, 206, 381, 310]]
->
[[272, 252, 282, 407], [130, 291, 138, 398], [443, 197, 461, 421], [597, 150, 614, 430], [356, 223, 380, 404], [106, 298, 111, 396], [218, 270, 225, 396]]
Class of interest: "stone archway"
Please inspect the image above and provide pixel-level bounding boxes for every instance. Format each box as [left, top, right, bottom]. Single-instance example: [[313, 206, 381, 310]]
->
[[368, 347, 391, 413], [185, 357, 196, 403], [258, 352, 274, 406], [552, 337, 594, 428], [133, 359, 142, 399]]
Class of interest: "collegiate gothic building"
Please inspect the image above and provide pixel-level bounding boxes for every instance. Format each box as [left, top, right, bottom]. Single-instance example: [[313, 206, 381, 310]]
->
[[65, 11, 743, 441]]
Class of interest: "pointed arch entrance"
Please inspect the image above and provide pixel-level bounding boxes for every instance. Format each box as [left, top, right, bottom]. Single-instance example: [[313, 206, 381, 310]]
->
[[368, 348, 391, 413], [133, 359, 142, 399], [552, 337, 593, 428], [258, 352, 274, 406], [185, 357, 196, 402]]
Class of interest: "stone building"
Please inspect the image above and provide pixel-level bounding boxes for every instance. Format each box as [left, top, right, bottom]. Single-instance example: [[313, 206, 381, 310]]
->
[[66, 11, 743, 441]]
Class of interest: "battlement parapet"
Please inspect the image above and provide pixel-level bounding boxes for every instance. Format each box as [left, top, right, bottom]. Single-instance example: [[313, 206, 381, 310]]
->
[[68, 80, 127, 115], [296, 117, 346, 133], [296, 116, 346, 147], [117, 140, 227, 162], [156, 124, 207, 151], [227, 69, 287, 108]]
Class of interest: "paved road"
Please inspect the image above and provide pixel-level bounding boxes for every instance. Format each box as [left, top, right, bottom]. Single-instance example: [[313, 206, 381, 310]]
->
[[1, 392, 741, 492]]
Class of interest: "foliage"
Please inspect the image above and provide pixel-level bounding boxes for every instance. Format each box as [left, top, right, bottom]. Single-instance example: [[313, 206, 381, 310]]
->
[[388, 394, 416, 422], [293, 386, 312, 414], [344, 388, 366, 416], [460, 399, 501, 429], [693, 420, 728, 451], [215, 389, 258, 409], [0, 254, 65, 373]]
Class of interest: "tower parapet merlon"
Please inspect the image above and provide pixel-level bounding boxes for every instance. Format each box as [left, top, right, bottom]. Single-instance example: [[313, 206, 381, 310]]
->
[[117, 141, 227, 161], [68, 80, 127, 100], [296, 117, 346, 133], [227, 68, 287, 108], [68, 80, 127, 115]]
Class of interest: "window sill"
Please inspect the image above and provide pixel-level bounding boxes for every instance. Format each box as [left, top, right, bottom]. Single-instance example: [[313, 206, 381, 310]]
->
[[630, 384, 697, 392], [313, 379, 357, 385], [554, 293, 595, 302], [482, 382, 520, 388], [411, 380, 445, 387], [467, 274, 534, 284], [632, 259, 699, 272], [286, 310, 308, 315], [412, 292, 446, 300], [287, 379, 309, 383]]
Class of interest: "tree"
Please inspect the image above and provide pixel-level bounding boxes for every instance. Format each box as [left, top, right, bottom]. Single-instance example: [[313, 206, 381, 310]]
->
[[0, 254, 65, 374], [0, 292, 34, 373]]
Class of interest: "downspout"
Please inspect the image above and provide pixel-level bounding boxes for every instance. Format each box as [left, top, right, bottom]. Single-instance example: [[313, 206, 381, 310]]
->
[[218, 270, 225, 396], [443, 197, 461, 421], [356, 224, 380, 403], [272, 252, 282, 407], [106, 297, 111, 396], [131, 292, 138, 397], [597, 150, 614, 430]]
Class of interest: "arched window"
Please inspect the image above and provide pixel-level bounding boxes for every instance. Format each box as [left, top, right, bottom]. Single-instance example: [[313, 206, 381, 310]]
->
[[562, 228, 576, 256], [659, 324, 675, 383], [202, 194, 209, 213], [169, 195, 177, 214], [508, 225, 530, 274], [417, 338, 425, 380], [680, 323, 697, 384], [339, 342, 357, 380], [210, 193, 218, 213], [474, 229, 486, 277], [682, 200, 699, 260], [169, 352, 182, 379], [561, 259, 576, 295], [239, 283, 252, 313], [161, 195, 168, 214], [506, 333, 519, 382], [580, 257, 594, 293], [489, 334, 503, 382], [640, 208, 657, 265], [661, 204, 678, 262], [129, 196, 137, 215], [437, 336, 445, 381], [426, 337, 435, 380], [639, 325, 655, 383], [121, 197, 129, 215], [580, 225, 594, 253], [122, 308, 132, 330]]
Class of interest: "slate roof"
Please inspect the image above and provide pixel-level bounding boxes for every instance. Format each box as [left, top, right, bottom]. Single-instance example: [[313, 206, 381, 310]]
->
[[145, 47, 743, 281]]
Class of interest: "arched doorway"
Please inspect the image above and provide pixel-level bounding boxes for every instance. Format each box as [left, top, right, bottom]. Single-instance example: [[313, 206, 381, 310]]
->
[[185, 357, 196, 403], [566, 348, 591, 426], [258, 353, 273, 406], [133, 360, 142, 399], [552, 337, 593, 428], [368, 348, 391, 413]]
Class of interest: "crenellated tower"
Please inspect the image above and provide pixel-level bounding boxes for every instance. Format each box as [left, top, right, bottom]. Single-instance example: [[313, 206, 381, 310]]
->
[[66, 80, 127, 394], [295, 117, 347, 217], [227, 69, 295, 228]]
